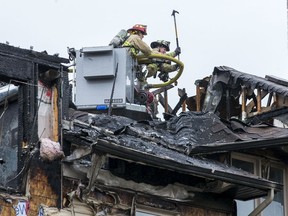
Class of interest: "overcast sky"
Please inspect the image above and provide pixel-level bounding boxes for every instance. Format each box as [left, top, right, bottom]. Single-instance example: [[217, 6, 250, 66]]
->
[[1, 0, 288, 108]]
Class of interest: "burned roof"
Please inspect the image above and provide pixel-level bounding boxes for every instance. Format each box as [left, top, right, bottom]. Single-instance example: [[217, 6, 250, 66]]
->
[[213, 66, 288, 96], [64, 109, 288, 155], [0, 43, 69, 66], [63, 109, 283, 201], [0, 43, 69, 83]]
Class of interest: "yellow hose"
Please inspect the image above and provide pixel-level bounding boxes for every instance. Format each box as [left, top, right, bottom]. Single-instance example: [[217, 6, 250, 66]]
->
[[136, 53, 184, 89]]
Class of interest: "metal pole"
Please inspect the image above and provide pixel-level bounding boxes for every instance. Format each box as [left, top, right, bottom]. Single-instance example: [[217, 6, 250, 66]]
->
[[108, 62, 119, 116], [171, 10, 180, 60]]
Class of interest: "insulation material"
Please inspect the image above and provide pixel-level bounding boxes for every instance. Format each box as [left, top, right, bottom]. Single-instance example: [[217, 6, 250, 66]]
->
[[40, 138, 64, 161], [39, 198, 95, 216], [38, 81, 52, 139], [94, 170, 195, 200]]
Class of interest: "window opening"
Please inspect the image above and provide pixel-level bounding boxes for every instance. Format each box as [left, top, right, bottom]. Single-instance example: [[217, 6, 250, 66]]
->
[[232, 158, 256, 216]]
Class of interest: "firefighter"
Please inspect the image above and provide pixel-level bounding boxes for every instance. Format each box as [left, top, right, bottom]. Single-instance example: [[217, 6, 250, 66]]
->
[[122, 24, 152, 57], [146, 40, 181, 81]]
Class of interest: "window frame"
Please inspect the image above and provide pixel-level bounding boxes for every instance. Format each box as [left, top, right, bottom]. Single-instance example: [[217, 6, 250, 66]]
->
[[231, 152, 287, 216]]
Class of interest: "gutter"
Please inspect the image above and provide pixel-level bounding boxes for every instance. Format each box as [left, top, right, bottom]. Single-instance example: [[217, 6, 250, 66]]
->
[[189, 137, 288, 155], [248, 188, 274, 216]]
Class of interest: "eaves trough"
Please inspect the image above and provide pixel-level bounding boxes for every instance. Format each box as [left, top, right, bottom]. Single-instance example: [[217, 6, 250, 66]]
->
[[189, 136, 288, 154]]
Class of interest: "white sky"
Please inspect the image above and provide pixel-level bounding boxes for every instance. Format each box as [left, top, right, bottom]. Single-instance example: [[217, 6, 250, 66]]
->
[[1, 0, 288, 108]]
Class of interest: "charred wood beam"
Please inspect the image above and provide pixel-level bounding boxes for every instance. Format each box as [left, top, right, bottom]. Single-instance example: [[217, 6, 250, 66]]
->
[[196, 85, 201, 111], [245, 107, 288, 125], [267, 92, 273, 106], [152, 85, 176, 116], [164, 89, 168, 113], [257, 88, 261, 113], [241, 86, 247, 120], [151, 85, 174, 95], [246, 90, 268, 113], [82, 152, 106, 199], [171, 90, 187, 115], [157, 94, 172, 113]]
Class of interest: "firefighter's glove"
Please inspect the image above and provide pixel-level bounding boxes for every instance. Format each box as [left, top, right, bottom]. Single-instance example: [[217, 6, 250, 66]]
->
[[158, 72, 169, 82], [174, 47, 181, 56], [172, 64, 180, 71]]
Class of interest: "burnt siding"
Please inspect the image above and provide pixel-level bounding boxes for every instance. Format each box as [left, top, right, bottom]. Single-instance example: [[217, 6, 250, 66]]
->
[[0, 43, 69, 215], [0, 43, 69, 67], [0, 54, 34, 82]]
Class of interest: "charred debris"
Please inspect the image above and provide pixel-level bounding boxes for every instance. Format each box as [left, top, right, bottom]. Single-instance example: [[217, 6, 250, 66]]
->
[[0, 43, 287, 215]]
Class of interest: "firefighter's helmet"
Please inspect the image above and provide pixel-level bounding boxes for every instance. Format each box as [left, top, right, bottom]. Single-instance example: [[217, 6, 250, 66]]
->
[[150, 40, 170, 51], [127, 24, 147, 35]]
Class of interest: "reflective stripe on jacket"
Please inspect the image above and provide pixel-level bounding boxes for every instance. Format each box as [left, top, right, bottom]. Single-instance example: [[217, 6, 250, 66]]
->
[[122, 34, 152, 57]]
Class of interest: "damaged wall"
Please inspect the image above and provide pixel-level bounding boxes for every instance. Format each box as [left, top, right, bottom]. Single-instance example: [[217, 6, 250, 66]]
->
[[0, 43, 69, 216]]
